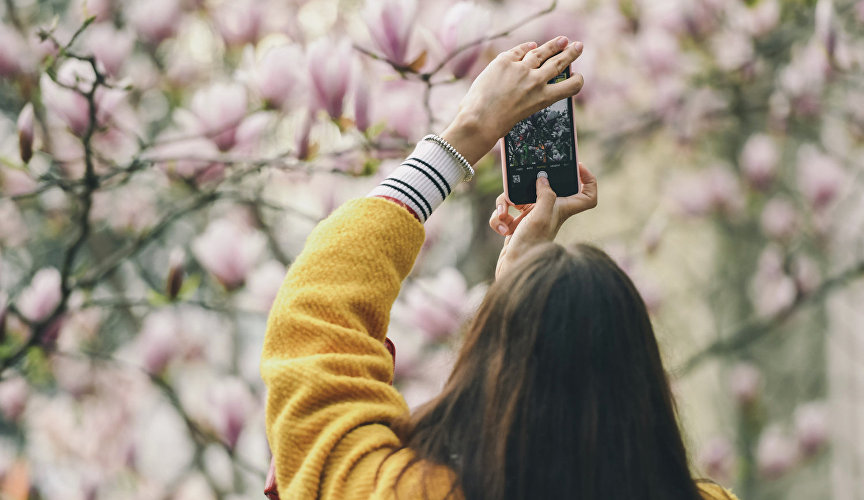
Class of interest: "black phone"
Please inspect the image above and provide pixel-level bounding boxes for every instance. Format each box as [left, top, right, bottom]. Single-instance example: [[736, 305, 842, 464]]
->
[[500, 66, 579, 205]]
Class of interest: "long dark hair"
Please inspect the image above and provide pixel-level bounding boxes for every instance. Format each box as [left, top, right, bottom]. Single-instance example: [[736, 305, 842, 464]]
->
[[395, 242, 704, 500]]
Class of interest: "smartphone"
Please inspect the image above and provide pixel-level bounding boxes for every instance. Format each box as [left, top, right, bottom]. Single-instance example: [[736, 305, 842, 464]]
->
[[500, 66, 579, 205]]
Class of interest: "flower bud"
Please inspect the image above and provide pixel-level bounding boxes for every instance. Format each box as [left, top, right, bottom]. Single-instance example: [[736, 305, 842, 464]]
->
[[354, 76, 371, 133], [166, 248, 185, 300], [794, 401, 828, 456], [729, 362, 762, 407], [363, 0, 417, 66], [15, 103, 34, 165], [756, 426, 798, 479], [16, 267, 62, 323], [740, 134, 779, 189]]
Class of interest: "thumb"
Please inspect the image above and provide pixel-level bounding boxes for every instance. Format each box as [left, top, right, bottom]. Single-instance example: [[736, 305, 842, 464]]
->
[[534, 171, 557, 217]]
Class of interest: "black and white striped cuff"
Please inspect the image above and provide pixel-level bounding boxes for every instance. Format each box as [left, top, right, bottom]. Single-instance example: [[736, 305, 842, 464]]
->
[[367, 140, 467, 223]]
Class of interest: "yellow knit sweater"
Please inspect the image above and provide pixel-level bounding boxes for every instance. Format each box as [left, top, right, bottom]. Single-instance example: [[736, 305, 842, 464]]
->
[[261, 197, 739, 500]]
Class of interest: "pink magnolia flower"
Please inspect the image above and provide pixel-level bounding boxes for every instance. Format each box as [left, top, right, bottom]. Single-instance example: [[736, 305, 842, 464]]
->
[[86, 23, 135, 76], [669, 173, 712, 217], [209, 378, 256, 450], [396, 267, 485, 343], [190, 82, 249, 151], [90, 184, 158, 233], [706, 165, 744, 215], [308, 38, 354, 119], [815, 0, 837, 57], [363, 0, 417, 66], [760, 198, 798, 241], [697, 436, 735, 482], [794, 401, 828, 456], [756, 426, 798, 479], [739, 0, 780, 36], [250, 44, 305, 111], [40, 60, 126, 137], [295, 112, 314, 160], [243, 260, 287, 312], [77, 0, 114, 22], [797, 146, 845, 210], [17, 103, 34, 164], [0, 377, 28, 422], [0, 25, 28, 77], [751, 246, 797, 317], [711, 30, 754, 71], [438, 2, 489, 78], [637, 28, 681, 77], [40, 73, 89, 136], [233, 111, 274, 156], [149, 134, 224, 182], [740, 134, 779, 189], [0, 166, 38, 197], [129, 0, 182, 45], [792, 256, 821, 295], [166, 248, 185, 300], [136, 310, 181, 374], [215, 0, 264, 47], [354, 76, 372, 132], [0, 200, 28, 247], [729, 362, 762, 406], [16, 267, 62, 323], [192, 218, 265, 290]]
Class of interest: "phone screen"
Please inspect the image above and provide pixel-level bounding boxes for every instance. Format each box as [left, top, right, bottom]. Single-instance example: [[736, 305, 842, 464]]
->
[[503, 68, 579, 205]]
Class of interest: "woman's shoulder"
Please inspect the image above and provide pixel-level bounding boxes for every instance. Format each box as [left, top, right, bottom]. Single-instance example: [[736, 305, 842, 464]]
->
[[697, 481, 740, 500]]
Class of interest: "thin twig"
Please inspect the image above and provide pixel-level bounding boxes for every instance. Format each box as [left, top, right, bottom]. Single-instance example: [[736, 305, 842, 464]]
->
[[673, 259, 864, 377]]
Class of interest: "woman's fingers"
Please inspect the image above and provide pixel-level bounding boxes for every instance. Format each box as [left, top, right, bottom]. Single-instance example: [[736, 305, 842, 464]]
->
[[557, 162, 598, 217], [522, 36, 569, 68], [504, 41, 538, 61], [540, 41, 584, 82], [489, 193, 515, 235]]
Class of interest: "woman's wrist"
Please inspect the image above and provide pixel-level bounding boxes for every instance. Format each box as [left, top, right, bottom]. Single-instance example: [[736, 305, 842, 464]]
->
[[440, 113, 498, 166]]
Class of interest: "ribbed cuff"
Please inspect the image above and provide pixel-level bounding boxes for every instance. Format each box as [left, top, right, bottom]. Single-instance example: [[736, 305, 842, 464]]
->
[[367, 140, 466, 223]]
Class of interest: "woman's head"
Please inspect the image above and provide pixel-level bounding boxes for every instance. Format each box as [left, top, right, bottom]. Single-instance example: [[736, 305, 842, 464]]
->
[[401, 242, 702, 500]]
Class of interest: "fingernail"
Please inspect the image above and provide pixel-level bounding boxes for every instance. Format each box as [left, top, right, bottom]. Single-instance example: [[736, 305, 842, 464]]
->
[[573, 41, 583, 52], [537, 171, 550, 187], [557, 37, 568, 48], [497, 204, 505, 216], [498, 224, 508, 235]]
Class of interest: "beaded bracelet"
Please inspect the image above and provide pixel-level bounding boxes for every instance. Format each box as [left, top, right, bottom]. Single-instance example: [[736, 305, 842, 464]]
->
[[421, 134, 475, 182]]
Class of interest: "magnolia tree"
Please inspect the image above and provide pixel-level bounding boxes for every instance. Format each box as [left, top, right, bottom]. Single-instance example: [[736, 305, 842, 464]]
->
[[1, 0, 863, 498]]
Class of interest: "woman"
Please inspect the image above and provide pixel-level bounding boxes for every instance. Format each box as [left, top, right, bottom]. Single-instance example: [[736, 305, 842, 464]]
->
[[261, 36, 738, 499]]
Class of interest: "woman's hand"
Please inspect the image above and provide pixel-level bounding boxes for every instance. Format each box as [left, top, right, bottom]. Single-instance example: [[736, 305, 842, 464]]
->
[[490, 163, 597, 279], [440, 36, 585, 165]]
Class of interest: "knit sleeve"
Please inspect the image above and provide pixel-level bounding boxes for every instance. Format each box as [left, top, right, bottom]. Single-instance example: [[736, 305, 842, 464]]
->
[[261, 197, 450, 499], [368, 139, 467, 223]]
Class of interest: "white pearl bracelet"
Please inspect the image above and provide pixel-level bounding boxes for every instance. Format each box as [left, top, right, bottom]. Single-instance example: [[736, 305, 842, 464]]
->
[[421, 134, 475, 182]]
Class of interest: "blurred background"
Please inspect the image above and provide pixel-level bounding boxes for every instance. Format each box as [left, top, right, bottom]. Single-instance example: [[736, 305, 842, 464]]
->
[[1, 0, 862, 498]]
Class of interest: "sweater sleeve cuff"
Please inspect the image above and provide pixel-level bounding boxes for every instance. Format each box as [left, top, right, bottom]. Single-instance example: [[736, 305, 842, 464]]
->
[[367, 139, 467, 223]]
